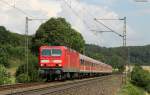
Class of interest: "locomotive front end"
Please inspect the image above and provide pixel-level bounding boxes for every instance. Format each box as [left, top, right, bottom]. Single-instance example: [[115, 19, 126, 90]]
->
[[39, 46, 63, 68], [39, 46, 65, 80]]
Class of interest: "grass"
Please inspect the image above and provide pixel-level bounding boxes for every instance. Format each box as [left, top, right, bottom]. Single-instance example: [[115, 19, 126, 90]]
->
[[117, 82, 146, 95], [7, 57, 23, 75], [6, 57, 23, 84], [9, 76, 16, 84]]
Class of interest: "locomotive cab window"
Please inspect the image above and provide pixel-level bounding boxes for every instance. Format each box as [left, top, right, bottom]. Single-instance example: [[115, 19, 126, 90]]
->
[[41, 49, 51, 56], [52, 49, 62, 56]]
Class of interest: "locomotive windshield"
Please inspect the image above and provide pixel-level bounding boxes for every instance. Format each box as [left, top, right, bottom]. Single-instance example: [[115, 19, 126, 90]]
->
[[51, 49, 62, 56], [41, 49, 62, 56], [42, 49, 51, 56]]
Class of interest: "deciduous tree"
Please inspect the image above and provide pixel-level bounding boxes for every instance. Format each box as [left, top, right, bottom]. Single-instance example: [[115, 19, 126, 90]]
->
[[31, 17, 85, 55]]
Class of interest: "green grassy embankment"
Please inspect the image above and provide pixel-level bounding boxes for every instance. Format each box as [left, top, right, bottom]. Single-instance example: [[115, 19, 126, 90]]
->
[[117, 81, 148, 95]]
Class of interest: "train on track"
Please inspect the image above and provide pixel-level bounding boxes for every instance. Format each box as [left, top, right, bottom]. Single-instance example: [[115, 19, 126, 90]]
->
[[39, 46, 112, 80]]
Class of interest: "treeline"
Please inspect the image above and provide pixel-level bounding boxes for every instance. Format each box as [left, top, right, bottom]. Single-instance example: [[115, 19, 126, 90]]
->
[[85, 44, 150, 68]]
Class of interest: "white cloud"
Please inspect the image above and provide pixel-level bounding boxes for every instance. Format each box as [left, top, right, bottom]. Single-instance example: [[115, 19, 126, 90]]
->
[[0, 0, 138, 47], [0, 0, 61, 34]]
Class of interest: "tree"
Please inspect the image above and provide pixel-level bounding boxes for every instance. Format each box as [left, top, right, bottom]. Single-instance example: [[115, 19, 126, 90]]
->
[[0, 47, 9, 67], [0, 26, 10, 45], [31, 17, 85, 55], [106, 55, 125, 72], [0, 65, 11, 85]]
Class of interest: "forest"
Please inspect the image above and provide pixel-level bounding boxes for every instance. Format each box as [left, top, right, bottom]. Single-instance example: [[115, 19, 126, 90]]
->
[[85, 44, 150, 66]]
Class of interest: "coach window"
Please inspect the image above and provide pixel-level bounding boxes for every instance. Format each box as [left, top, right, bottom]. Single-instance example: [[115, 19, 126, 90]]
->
[[88, 62, 90, 66], [84, 61, 86, 66], [85, 61, 88, 66], [92, 63, 94, 67], [80, 59, 83, 65], [87, 61, 89, 66], [89, 62, 91, 66], [80, 59, 84, 65], [82, 59, 84, 65], [88, 61, 90, 66]]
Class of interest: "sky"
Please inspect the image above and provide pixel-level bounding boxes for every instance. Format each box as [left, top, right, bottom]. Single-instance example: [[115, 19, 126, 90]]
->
[[0, 0, 150, 47]]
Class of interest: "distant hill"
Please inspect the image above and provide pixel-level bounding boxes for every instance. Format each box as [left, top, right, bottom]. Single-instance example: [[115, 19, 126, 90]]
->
[[0, 26, 23, 46], [85, 44, 150, 66]]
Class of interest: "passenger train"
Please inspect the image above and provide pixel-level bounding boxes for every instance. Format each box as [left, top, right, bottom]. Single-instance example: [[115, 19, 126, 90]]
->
[[39, 46, 112, 80]]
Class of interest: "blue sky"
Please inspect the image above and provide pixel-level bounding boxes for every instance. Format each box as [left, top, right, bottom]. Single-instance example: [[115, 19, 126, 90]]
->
[[0, 0, 149, 47]]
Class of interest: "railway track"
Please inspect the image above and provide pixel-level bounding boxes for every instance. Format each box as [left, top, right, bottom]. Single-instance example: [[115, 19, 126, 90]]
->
[[3, 75, 118, 95], [0, 82, 46, 91]]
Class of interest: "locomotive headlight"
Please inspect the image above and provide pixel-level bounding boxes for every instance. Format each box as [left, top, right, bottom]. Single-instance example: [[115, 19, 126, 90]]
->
[[40, 60, 50, 63], [52, 60, 62, 63], [58, 64, 62, 66], [40, 64, 44, 66]]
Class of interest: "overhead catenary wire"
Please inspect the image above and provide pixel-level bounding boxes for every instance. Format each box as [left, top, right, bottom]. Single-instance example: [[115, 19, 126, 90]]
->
[[0, 0, 33, 18], [74, 0, 116, 45], [75, 0, 123, 37], [62, 0, 92, 31], [94, 18, 123, 37], [67, 0, 123, 45], [63, 0, 104, 45], [75, 0, 101, 30]]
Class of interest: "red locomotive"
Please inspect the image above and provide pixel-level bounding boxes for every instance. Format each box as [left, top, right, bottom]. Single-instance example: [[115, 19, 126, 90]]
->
[[39, 46, 112, 80]]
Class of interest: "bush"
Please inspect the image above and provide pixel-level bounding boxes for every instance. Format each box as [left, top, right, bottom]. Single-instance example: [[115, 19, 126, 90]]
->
[[0, 65, 11, 85], [118, 82, 145, 95], [145, 83, 150, 93], [16, 54, 41, 82], [0, 47, 9, 67], [8, 46, 25, 60], [16, 73, 30, 83], [131, 65, 150, 93]]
